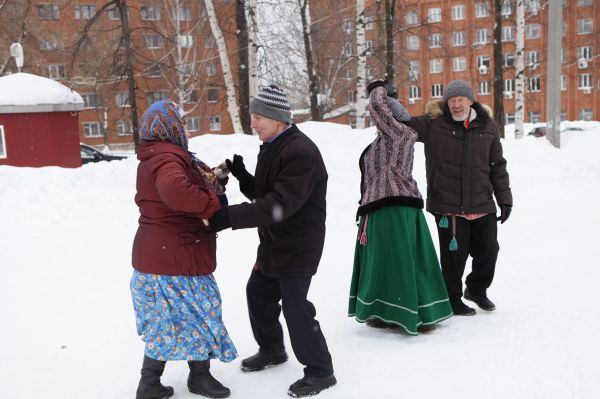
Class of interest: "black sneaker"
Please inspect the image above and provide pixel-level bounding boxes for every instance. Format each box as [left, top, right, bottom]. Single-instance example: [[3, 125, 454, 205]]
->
[[288, 374, 337, 398], [240, 351, 288, 372], [464, 289, 496, 311], [451, 299, 477, 316]]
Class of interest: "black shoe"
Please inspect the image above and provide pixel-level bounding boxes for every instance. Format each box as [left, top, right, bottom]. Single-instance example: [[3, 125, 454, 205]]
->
[[187, 360, 231, 398], [464, 289, 496, 311], [365, 317, 392, 329], [451, 299, 477, 316], [136, 356, 175, 399], [241, 350, 288, 372], [288, 374, 337, 398]]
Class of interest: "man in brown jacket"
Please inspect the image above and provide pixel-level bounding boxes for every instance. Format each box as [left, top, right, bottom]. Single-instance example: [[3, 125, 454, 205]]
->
[[407, 80, 513, 316]]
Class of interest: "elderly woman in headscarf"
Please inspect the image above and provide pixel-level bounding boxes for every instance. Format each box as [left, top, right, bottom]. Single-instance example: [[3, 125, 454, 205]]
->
[[348, 81, 453, 335], [130, 100, 236, 399]]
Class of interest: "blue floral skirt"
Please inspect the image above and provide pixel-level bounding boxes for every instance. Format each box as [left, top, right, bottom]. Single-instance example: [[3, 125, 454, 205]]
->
[[130, 270, 238, 362]]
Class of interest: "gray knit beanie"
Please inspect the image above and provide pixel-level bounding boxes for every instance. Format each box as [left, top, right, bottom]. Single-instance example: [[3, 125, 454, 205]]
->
[[387, 97, 411, 122], [442, 80, 475, 102], [249, 85, 292, 123]]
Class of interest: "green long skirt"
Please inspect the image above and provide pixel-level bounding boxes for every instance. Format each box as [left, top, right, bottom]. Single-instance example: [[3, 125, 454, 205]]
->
[[348, 206, 453, 335]]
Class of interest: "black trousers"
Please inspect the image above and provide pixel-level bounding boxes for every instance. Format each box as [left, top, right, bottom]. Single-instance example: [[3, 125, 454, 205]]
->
[[435, 213, 499, 302], [246, 269, 334, 378]]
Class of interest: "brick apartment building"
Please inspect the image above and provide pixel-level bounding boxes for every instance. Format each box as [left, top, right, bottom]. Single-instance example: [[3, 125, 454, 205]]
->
[[0, 0, 238, 151], [310, 0, 599, 126]]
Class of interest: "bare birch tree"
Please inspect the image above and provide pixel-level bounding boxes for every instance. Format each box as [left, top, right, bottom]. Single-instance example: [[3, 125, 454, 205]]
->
[[514, 0, 525, 139], [298, 0, 320, 121], [204, 0, 243, 133], [236, 0, 252, 134], [355, 0, 368, 129], [246, 0, 258, 100], [493, 0, 505, 137]]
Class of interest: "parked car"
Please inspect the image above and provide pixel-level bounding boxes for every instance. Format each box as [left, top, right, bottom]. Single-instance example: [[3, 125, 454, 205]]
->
[[561, 126, 584, 133], [80, 143, 127, 164], [528, 127, 546, 137]]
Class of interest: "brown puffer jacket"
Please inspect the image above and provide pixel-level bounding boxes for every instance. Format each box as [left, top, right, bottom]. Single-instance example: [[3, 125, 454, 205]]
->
[[409, 100, 512, 215]]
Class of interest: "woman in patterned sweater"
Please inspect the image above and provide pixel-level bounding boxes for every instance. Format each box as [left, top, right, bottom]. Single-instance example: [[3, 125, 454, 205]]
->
[[348, 82, 453, 335]]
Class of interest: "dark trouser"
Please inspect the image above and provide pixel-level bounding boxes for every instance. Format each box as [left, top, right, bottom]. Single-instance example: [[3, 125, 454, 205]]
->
[[435, 213, 499, 302], [246, 269, 334, 378]]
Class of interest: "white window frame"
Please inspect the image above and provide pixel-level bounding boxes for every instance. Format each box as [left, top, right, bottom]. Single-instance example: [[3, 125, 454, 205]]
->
[[501, 1, 513, 16], [206, 61, 217, 76], [478, 80, 491, 95], [343, 42, 353, 57], [116, 92, 130, 108], [37, 4, 59, 20], [365, 40, 373, 55], [528, 76, 541, 92], [364, 15, 375, 30], [452, 31, 466, 47], [527, 50, 541, 67], [140, 6, 160, 21], [117, 120, 133, 136], [528, 111, 541, 123], [475, 29, 490, 44], [207, 88, 220, 103], [453, 56, 467, 72], [178, 34, 193, 48], [172, 6, 192, 21], [504, 79, 515, 95], [48, 64, 66, 80], [405, 11, 419, 26], [428, 8, 442, 23], [475, 1, 490, 18], [452, 4, 465, 20], [577, 19, 593, 34], [147, 91, 167, 105], [561, 75, 567, 91], [74, 4, 96, 20], [578, 73, 593, 89], [504, 52, 515, 67], [478, 55, 491, 70], [407, 36, 419, 50], [343, 18, 353, 34], [502, 26, 515, 42], [81, 93, 100, 109], [578, 46, 593, 60], [39, 38, 62, 51], [0, 125, 6, 159], [579, 109, 593, 121], [83, 122, 102, 138], [430, 59, 443, 74], [429, 33, 442, 48], [186, 117, 200, 132], [408, 86, 421, 100], [408, 60, 420, 80], [144, 34, 163, 49], [209, 116, 221, 131], [526, 23, 541, 39], [431, 83, 444, 98], [346, 90, 355, 103]]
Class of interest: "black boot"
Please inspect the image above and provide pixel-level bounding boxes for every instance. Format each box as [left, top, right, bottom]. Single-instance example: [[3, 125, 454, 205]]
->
[[240, 350, 288, 372], [188, 360, 231, 398], [464, 288, 496, 311], [451, 299, 477, 316], [136, 355, 174, 399], [288, 374, 337, 398]]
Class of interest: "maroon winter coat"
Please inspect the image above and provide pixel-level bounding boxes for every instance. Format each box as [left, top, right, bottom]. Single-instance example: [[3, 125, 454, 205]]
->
[[131, 141, 221, 276]]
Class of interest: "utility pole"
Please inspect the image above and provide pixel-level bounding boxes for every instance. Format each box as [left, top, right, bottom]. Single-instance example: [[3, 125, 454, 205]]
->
[[546, 0, 561, 148]]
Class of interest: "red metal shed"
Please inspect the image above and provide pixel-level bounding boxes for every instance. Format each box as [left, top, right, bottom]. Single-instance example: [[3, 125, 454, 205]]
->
[[0, 73, 84, 168]]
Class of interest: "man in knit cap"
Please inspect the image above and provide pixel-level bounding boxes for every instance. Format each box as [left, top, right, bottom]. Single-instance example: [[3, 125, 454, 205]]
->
[[398, 80, 513, 316], [209, 85, 336, 397]]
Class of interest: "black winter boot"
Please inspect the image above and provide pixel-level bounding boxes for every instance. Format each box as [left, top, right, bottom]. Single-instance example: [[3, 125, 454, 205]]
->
[[188, 360, 231, 398], [464, 288, 496, 311], [240, 350, 288, 372], [136, 355, 174, 399], [288, 374, 337, 397]]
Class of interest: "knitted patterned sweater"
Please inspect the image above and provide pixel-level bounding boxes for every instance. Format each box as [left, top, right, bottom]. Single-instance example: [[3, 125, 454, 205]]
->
[[357, 86, 424, 217]]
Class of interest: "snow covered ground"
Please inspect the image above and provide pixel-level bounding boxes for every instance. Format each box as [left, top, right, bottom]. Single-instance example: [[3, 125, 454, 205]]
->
[[1, 121, 599, 399]]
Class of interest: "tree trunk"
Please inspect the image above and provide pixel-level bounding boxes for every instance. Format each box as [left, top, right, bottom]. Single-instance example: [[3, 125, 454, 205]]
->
[[355, 0, 367, 129], [246, 0, 258, 101], [493, 0, 505, 138], [236, 0, 252, 134], [204, 0, 244, 133], [299, 0, 320, 121], [384, 0, 396, 81], [515, 0, 525, 139]]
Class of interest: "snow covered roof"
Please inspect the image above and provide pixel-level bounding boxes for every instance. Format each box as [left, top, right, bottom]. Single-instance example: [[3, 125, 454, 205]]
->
[[0, 72, 84, 113]]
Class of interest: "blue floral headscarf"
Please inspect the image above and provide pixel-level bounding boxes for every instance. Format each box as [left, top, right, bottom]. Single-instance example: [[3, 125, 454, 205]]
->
[[139, 100, 188, 150]]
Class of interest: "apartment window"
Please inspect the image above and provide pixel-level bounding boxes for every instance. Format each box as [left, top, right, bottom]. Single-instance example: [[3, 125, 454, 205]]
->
[[475, 29, 490, 44], [502, 26, 515, 42], [144, 35, 163, 49], [117, 120, 133, 135], [504, 79, 514, 95], [140, 6, 160, 21], [206, 61, 217, 76], [578, 0, 592, 5], [561, 75, 567, 91], [183, 90, 198, 104], [365, 40, 373, 55], [504, 52, 515, 67], [178, 34, 193, 48], [48, 64, 66, 80], [505, 113, 515, 124], [107, 5, 120, 20], [209, 116, 221, 131], [452, 31, 466, 47], [579, 109, 593, 121], [407, 36, 419, 50], [525, 0, 540, 14], [408, 60, 420, 80], [478, 80, 490, 95], [431, 84, 444, 98], [364, 15, 374, 30], [177, 63, 193, 77], [74, 5, 96, 20], [453, 57, 467, 72], [526, 23, 541, 39], [578, 74, 593, 89], [405, 11, 419, 26], [477, 55, 491, 71], [408, 86, 421, 100], [430, 59, 443, 74], [116, 92, 129, 107], [172, 6, 192, 21], [428, 8, 442, 23], [147, 91, 167, 105], [207, 88, 220, 103], [502, 1, 513, 16], [144, 63, 163, 77], [83, 122, 101, 138], [367, 66, 375, 79], [562, 48, 567, 63], [186, 117, 200, 132], [452, 5, 465, 20], [81, 93, 100, 108], [527, 76, 541, 92], [37, 4, 59, 20], [343, 42, 353, 57], [204, 34, 216, 48], [528, 111, 541, 123], [577, 19, 593, 34], [527, 51, 541, 67], [475, 1, 490, 18], [343, 18, 353, 34], [578, 46, 593, 60], [0, 125, 6, 158], [429, 33, 442, 48], [39, 38, 62, 51], [346, 90, 355, 103]]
